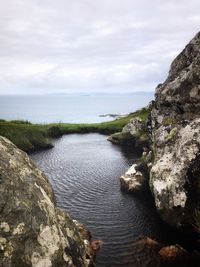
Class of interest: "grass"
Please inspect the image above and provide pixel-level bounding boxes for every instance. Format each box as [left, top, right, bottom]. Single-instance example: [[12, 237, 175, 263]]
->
[[0, 107, 150, 153], [0, 122, 53, 152]]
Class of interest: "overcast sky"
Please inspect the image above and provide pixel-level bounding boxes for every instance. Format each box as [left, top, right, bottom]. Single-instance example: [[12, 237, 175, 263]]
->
[[0, 0, 199, 95]]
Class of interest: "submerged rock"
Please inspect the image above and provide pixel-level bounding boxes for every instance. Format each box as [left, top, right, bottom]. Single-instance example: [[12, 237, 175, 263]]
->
[[0, 136, 96, 267], [131, 236, 200, 267], [150, 32, 200, 232]]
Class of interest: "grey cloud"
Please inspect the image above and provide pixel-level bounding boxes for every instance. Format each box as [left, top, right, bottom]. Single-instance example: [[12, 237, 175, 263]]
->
[[0, 0, 199, 94]]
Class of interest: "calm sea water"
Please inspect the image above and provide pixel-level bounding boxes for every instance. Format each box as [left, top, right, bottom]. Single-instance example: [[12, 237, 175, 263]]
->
[[31, 134, 182, 267], [0, 93, 153, 123]]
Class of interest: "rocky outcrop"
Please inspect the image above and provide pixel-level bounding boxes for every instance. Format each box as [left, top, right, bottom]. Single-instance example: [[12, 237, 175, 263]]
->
[[154, 32, 200, 119], [0, 136, 96, 267], [107, 131, 136, 146], [122, 117, 143, 135], [116, 32, 200, 236], [108, 108, 150, 150], [149, 32, 200, 232]]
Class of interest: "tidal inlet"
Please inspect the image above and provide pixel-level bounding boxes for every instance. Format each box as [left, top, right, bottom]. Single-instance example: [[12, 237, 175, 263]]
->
[[0, 1, 200, 267]]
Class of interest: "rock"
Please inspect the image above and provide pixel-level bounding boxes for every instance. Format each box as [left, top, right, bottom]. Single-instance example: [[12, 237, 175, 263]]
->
[[107, 107, 151, 154], [154, 31, 200, 120], [150, 32, 200, 232], [122, 117, 143, 135], [131, 236, 200, 267], [120, 164, 145, 192], [90, 241, 103, 254], [0, 136, 96, 267], [107, 132, 136, 146], [158, 245, 188, 260], [131, 236, 162, 267], [73, 220, 102, 259], [108, 115, 149, 150], [119, 148, 152, 194]]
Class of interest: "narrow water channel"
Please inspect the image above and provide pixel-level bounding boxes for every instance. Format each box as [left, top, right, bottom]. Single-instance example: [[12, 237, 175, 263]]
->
[[31, 133, 180, 267]]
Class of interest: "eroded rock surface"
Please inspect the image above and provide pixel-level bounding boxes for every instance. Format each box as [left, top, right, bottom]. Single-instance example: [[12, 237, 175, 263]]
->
[[150, 32, 200, 232], [120, 164, 145, 192], [108, 110, 150, 150], [0, 136, 95, 267], [122, 117, 143, 136]]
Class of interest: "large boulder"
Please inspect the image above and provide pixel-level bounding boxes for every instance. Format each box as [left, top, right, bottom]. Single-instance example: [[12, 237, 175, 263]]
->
[[150, 32, 200, 233], [0, 136, 95, 267]]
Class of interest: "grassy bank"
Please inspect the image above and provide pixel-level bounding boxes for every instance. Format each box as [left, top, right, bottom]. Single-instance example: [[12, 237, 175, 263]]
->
[[0, 107, 149, 153]]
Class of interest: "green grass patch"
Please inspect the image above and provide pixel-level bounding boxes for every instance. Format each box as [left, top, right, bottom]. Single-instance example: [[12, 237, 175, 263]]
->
[[0, 107, 150, 152], [0, 122, 52, 152]]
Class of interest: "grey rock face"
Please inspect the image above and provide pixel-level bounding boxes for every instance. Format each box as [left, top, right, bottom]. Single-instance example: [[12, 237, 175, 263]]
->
[[154, 32, 200, 120], [150, 32, 200, 231], [0, 136, 95, 267]]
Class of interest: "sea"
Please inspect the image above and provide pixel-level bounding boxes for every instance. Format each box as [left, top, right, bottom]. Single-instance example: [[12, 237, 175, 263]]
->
[[0, 92, 154, 123]]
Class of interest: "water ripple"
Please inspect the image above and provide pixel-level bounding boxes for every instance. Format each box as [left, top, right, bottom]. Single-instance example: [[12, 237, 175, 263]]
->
[[31, 133, 180, 267]]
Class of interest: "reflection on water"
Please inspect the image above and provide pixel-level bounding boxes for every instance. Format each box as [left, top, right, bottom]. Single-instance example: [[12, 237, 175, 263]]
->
[[31, 133, 180, 267]]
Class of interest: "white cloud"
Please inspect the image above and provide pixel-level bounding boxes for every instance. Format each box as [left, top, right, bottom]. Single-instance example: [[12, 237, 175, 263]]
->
[[0, 0, 199, 94]]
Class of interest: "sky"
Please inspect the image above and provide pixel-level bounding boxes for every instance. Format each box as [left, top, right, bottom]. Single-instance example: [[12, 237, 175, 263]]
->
[[0, 0, 200, 95]]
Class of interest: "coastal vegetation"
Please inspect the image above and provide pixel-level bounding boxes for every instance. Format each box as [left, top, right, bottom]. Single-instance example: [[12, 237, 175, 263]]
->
[[0, 107, 150, 152]]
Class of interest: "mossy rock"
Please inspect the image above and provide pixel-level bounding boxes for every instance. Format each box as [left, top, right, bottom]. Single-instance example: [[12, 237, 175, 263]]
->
[[108, 132, 136, 146], [165, 127, 178, 141]]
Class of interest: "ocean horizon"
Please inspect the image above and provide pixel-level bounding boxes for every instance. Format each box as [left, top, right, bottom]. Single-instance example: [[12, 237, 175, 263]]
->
[[0, 92, 154, 123]]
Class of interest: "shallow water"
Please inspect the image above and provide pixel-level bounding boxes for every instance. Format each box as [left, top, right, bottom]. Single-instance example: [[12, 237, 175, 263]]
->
[[31, 133, 179, 267]]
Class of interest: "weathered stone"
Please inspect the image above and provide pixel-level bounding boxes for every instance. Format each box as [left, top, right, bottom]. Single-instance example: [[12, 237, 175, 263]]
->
[[154, 32, 200, 120], [107, 132, 136, 146], [108, 110, 150, 150], [131, 236, 200, 267], [158, 245, 188, 260], [150, 32, 200, 232], [120, 164, 145, 192], [122, 117, 143, 135], [0, 136, 95, 267]]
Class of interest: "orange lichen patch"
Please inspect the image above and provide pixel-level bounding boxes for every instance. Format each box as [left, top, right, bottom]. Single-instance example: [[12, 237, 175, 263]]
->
[[159, 245, 187, 259]]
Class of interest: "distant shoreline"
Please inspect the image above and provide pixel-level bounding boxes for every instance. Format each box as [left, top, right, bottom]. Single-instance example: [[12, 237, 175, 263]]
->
[[0, 107, 149, 153]]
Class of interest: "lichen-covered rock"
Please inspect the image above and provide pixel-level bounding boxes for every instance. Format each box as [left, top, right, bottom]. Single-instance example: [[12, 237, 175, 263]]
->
[[108, 114, 150, 150], [122, 117, 143, 135], [154, 32, 200, 119], [0, 136, 95, 267], [120, 164, 145, 192], [150, 32, 200, 232], [107, 132, 136, 146]]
